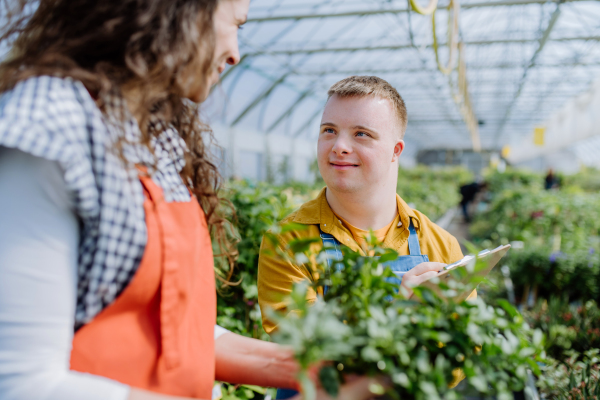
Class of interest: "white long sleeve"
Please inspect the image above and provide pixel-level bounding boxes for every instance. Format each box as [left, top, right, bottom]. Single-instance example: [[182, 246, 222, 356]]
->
[[0, 147, 130, 400]]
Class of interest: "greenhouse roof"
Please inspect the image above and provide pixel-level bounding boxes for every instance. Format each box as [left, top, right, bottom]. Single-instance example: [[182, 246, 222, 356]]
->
[[206, 0, 600, 153]]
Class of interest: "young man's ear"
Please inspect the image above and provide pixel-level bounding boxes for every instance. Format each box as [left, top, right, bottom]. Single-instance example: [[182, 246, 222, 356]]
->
[[392, 139, 405, 162]]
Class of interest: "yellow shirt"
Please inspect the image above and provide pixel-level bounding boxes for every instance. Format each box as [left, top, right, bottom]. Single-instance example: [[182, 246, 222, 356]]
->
[[258, 187, 468, 335], [335, 211, 398, 251]]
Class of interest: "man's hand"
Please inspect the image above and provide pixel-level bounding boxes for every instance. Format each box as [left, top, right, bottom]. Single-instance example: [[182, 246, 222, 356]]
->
[[400, 262, 446, 298]]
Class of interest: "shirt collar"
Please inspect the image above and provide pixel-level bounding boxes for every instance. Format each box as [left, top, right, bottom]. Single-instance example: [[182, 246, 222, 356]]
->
[[292, 187, 421, 232]]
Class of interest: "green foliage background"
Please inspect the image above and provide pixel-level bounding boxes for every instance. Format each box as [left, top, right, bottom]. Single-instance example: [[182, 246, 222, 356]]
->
[[470, 168, 600, 305], [396, 166, 473, 221], [468, 167, 600, 398]]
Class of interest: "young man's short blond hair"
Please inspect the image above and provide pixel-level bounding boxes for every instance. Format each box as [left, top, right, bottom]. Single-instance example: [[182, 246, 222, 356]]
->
[[327, 75, 408, 138]]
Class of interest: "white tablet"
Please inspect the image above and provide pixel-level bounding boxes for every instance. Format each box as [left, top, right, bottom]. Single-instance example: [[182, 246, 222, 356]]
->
[[419, 244, 511, 302]]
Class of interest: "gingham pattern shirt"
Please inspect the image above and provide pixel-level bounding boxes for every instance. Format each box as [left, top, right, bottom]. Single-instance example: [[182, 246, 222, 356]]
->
[[0, 76, 191, 330]]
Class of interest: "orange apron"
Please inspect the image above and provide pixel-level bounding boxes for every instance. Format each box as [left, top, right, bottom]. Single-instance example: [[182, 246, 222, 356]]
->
[[70, 171, 216, 398]]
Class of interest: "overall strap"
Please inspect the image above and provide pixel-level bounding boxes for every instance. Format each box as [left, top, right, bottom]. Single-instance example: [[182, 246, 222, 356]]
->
[[319, 228, 343, 269], [318, 228, 343, 295], [407, 219, 422, 256]]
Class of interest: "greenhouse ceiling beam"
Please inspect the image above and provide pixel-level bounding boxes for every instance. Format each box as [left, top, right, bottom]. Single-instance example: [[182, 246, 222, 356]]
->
[[494, 0, 565, 146], [470, 95, 581, 100], [408, 118, 546, 123], [265, 89, 313, 133], [247, 0, 590, 22], [292, 61, 600, 75], [246, 35, 600, 56], [293, 106, 324, 138], [231, 74, 288, 126], [413, 89, 584, 96]]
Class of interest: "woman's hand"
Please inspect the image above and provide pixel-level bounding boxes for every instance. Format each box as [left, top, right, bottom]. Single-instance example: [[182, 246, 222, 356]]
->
[[400, 262, 446, 298], [291, 376, 390, 400]]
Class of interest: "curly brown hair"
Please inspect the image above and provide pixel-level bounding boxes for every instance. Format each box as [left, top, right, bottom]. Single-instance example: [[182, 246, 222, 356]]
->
[[0, 0, 238, 281]]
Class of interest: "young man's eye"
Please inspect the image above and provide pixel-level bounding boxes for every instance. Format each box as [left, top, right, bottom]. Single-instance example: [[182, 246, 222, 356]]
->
[[324, 128, 335, 134], [356, 131, 368, 137]]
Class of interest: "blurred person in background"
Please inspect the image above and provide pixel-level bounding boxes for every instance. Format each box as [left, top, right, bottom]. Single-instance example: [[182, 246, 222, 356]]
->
[[544, 168, 560, 190], [257, 76, 475, 399], [0, 1, 381, 399], [459, 181, 488, 223]]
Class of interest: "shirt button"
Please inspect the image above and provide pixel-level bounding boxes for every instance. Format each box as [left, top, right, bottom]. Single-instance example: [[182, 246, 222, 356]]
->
[[324, 224, 326, 226]]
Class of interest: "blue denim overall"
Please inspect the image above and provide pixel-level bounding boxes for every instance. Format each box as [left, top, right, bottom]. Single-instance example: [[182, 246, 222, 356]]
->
[[276, 220, 428, 399]]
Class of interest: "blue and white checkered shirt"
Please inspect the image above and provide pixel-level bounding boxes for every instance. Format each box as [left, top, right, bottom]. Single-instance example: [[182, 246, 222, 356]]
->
[[0, 76, 192, 329]]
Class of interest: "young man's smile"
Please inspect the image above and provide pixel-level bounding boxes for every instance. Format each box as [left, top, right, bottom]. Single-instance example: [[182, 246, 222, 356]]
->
[[329, 160, 360, 170]]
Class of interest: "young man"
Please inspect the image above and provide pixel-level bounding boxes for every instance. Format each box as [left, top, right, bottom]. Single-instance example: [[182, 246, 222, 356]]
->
[[259, 77, 474, 398], [258, 75, 474, 334]]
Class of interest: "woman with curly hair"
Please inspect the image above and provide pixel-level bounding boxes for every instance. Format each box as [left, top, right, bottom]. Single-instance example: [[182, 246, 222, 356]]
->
[[0, 0, 381, 399]]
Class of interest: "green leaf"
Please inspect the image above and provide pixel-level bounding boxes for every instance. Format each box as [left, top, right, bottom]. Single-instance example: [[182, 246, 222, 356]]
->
[[418, 381, 441, 400], [496, 299, 519, 319], [469, 376, 488, 392], [288, 237, 320, 254], [378, 250, 399, 263], [281, 222, 309, 234], [299, 370, 316, 400], [361, 346, 382, 362], [526, 358, 541, 376], [318, 366, 340, 398]]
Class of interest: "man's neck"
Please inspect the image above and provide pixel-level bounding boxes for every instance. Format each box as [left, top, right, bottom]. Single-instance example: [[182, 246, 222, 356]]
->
[[325, 185, 398, 231]]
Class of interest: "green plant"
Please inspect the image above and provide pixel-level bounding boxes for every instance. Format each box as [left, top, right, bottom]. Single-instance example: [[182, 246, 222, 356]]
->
[[503, 247, 600, 305], [268, 234, 544, 400], [563, 167, 600, 193], [214, 179, 296, 338], [215, 383, 276, 400], [537, 349, 600, 399], [470, 188, 600, 253], [524, 299, 600, 362], [484, 168, 543, 194]]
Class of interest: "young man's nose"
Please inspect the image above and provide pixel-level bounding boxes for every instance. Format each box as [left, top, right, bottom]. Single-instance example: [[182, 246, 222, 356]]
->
[[331, 134, 352, 155]]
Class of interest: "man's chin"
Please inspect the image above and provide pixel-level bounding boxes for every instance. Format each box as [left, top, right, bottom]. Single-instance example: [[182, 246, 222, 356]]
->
[[325, 180, 362, 194]]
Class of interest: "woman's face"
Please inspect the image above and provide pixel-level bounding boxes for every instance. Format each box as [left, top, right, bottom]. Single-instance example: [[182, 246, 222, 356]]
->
[[185, 0, 249, 103]]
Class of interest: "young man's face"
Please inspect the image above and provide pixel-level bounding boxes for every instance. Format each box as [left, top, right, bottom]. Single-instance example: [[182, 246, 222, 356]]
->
[[317, 94, 404, 194]]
